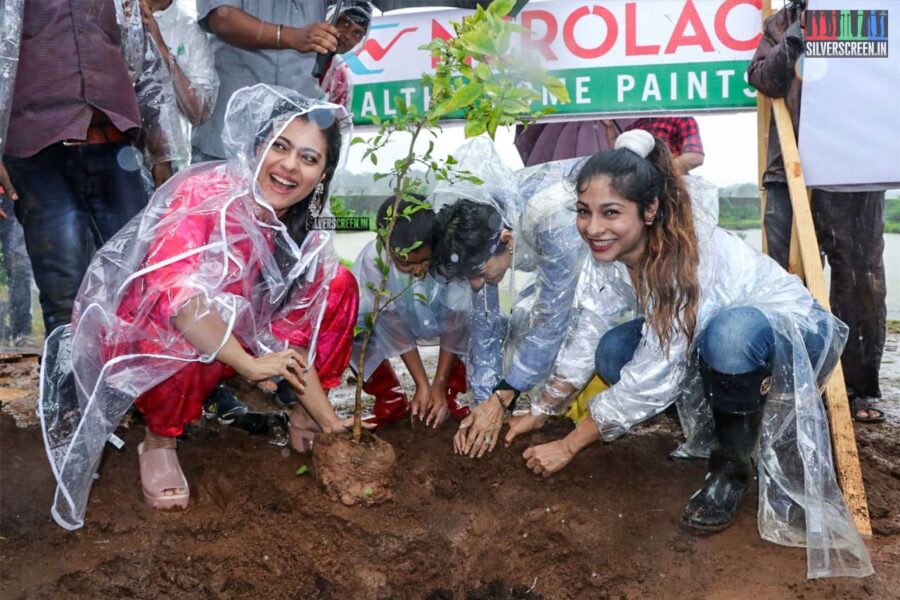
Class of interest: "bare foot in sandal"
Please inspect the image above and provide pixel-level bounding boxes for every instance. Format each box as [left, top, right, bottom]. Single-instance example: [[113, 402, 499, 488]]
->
[[139, 430, 190, 509], [851, 396, 886, 424]]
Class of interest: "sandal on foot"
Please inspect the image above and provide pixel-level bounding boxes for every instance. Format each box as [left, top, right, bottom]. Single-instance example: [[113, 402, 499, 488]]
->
[[288, 418, 322, 453], [138, 442, 190, 510], [851, 396, 885, 424]]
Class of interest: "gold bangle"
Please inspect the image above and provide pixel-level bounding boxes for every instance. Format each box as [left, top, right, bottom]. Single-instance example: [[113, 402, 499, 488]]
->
[[276, 24, 282, 50]]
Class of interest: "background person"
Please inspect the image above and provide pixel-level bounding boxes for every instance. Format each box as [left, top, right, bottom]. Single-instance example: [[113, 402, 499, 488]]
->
[[318, 1, 374, 111], [747, 0, 886, 423], [0, 0, 179, 337], [140, 0, 219, 171], [192, 0, 338, 162]]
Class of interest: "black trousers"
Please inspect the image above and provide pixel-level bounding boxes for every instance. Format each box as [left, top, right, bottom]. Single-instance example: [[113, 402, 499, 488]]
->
[[763, 183, 886, 398]]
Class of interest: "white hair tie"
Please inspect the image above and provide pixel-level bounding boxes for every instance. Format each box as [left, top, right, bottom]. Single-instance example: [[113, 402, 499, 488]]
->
[[615, 129, 655, 159]]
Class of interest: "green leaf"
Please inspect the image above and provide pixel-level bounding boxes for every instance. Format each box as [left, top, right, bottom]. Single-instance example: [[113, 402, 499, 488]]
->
[[405, 240, 424, 252], [353, 325, 366, 337], [375, 255, 390, 276], [464, 118, 486, 138], [413, 292, 428, 303], [370, 152, 378, 166], [394, 95, 407, 115], [373, 172, 391, 182], [475, 62, 493, 82], [364, 313, 374, 329], [366, 282, 376, 292], [363, 487, 374, 498], [350, 136, 366, 146], [459, 30, 494, 56], [487, 0, 516, 17], [295, 465, 309, 476]]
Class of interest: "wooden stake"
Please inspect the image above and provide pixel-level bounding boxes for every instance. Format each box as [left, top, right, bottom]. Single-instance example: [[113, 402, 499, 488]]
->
[[771, 98, 872, 537], [757, 0, 772, 253]]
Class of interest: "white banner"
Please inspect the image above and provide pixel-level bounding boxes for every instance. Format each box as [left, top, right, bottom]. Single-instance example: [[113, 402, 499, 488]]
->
[[345, 0, 764, 122]]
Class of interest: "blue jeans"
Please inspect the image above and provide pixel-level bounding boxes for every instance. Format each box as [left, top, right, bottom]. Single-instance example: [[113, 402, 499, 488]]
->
[[4, 141, 148, 334], [595, 307, 833, 391]]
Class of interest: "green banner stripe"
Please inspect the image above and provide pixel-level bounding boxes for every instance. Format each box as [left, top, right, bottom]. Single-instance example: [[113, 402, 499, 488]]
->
[[352, 60, 755, 125]]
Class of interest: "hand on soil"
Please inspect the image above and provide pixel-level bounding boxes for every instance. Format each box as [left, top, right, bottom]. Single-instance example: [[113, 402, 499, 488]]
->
[[454, 398, 504, 458], [523, 440, 575, 477], [410, 386, 432, 424], [504, 413, 548, 446], [424, 385, 449, 428]]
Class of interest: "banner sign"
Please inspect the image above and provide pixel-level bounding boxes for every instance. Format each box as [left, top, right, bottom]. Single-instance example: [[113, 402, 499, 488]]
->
[[346, 0, 764, 124], [799, 0, 900, 188]]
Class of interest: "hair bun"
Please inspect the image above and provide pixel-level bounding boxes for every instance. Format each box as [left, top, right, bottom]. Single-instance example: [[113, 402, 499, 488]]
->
[[615, 129, 655, 159]]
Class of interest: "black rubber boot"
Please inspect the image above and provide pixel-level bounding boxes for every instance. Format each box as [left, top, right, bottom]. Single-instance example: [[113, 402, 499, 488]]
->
[[680, 361, 770, 534]]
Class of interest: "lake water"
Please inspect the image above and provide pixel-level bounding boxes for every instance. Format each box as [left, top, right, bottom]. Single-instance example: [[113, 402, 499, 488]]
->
[[333, 230, 900, 320]]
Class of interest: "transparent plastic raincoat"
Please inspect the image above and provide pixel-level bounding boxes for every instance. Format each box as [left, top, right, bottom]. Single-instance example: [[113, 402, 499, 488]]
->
[[0, 0, 22, 157], [147, 0, 220, 170], [535, 211, 873, 578], [434, 137, 589, 404], [117, 0, 184, 167], [352, 239, 469, 381], [39, 84, 351, 531]]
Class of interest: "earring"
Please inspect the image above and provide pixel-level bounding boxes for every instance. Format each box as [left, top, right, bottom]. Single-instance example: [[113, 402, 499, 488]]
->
[[310, 183, 325, 217]]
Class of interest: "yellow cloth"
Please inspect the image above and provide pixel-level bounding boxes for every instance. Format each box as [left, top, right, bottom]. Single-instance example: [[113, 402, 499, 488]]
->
[[564, 376, 607, 424]]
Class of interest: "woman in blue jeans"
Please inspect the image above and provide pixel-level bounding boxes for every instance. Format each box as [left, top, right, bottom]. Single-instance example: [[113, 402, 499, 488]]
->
[[504, 130, 872, 578]]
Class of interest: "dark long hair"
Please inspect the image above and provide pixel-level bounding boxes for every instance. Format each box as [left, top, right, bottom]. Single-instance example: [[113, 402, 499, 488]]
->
[[376, 194, 435, 256], [575, 138, 700, 350], [430, 200, 508, 281], [256, 104, 344, 275]]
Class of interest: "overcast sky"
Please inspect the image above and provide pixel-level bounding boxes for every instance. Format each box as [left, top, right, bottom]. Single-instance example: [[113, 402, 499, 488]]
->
[[345, 112, 760, 187]]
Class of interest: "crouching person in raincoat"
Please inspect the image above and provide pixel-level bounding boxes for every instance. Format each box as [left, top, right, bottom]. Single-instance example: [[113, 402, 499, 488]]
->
[[510, 130, 872, 578], [429, 138, 588, 458], [39, 84, 362, 529], [351, 196, 470, 428]]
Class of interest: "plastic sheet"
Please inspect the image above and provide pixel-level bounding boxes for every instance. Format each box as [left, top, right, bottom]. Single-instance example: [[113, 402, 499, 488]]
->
[[0, 0, 23, 157], [116, 0, 184, 167], [39, 84, 351, 530], [537, 210, 873, 577], [431, 137, 589, 403], [351, 239, 469, 380], [148, 0, 220, 170]]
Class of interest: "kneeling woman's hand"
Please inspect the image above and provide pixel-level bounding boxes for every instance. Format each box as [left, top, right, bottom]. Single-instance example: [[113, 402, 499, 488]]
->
[[504, 413, 548, 446], [522, 440, 575, 477], [241, 349, 307, 393]]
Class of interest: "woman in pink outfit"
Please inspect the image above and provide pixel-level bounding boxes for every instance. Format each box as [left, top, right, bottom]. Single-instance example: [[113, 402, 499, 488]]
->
[[40, 84, 362, 529]]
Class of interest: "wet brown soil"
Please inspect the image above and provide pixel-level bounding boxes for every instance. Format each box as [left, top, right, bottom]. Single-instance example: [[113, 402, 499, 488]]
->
[[1, 354, 898, 599], [313, 431, 397, 507]]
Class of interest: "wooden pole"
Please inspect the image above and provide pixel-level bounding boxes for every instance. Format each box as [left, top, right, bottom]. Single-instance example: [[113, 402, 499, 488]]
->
[[770, 99, 872, 537], [757, 0, 772, 254]]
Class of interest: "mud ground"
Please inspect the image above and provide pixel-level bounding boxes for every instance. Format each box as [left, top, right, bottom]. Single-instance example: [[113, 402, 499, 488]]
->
[[0, 334, 898, 599]]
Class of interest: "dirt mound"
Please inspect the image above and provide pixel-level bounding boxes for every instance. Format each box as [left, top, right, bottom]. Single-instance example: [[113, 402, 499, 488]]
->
[[313, 431, 396, 506]]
